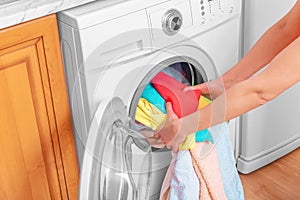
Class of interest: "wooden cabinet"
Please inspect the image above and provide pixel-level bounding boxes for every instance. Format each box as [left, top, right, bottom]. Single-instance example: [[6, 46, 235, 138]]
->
[[0, 15, 78, 199]]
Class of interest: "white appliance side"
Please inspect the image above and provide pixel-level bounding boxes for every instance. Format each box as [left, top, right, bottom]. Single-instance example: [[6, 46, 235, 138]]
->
[[58, 21, 88, 169], [238, 0, 300, 174]]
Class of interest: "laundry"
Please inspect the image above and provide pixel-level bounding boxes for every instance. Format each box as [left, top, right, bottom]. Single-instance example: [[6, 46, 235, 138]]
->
[[196, 96, 214, 144], [135, 98, 167, 131], [159, 154, 175, 200], [151, 72, 201, 118], [214, 124, 245, 200], [196, 129, 213, 143], [190, 140, 228, 200], [160, 123, 244, 200], [151, 72, 214, 143], [198, 94, 212, 109], [141, 84, 166, 113], [155, 85, 239, 200], [159, 151, 200, 200], [136, 93, 214, 148], [162, 63, 183, 82], [139, 81, 214, 140], [169, 151, 200, 200], [135, 98, 196, 150]]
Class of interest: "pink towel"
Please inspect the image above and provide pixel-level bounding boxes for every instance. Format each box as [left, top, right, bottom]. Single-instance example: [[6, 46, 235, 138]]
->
[[159, 155, 176, 200], [190, 142, 228, 200]]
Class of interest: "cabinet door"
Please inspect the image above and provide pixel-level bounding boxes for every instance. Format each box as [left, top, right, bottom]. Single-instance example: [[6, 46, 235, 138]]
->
[[0, 15, 78, 199]]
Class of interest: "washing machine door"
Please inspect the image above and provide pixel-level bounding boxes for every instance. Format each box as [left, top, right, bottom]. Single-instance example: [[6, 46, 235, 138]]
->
[[80, 97, 152, 200]]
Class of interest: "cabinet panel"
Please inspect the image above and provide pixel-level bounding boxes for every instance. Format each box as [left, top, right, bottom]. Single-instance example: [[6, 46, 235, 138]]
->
[[0, 15, 78, 200], [0, 43, 56, 199]]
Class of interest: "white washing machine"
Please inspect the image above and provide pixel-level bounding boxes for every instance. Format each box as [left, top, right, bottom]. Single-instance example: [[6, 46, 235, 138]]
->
[[57, 0, 242, 199]]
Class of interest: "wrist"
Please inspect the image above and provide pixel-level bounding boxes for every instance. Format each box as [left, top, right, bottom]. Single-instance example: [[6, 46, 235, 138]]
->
[[178, 114, 200, 137], [221, 74, 235, 90]]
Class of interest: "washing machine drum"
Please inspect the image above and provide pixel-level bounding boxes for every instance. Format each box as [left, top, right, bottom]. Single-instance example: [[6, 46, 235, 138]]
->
[[80, 97, 152, 200]]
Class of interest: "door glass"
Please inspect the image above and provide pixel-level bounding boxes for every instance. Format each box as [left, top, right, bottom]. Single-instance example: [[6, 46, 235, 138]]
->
[[80, 97, 152, 200], [98, 119, 152, 200]]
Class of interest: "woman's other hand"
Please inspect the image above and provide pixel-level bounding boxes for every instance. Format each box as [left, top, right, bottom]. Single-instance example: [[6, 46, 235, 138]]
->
[[184, 78, 226, 100], [139, 129, 165, 149]]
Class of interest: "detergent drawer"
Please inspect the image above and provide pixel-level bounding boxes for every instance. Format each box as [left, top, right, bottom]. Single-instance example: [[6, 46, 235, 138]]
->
[[72, 9, 151, 72]]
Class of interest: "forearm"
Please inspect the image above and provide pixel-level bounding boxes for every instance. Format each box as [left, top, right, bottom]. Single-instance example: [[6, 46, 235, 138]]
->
[[179, 81, 259, 135], [222, 1, 300, 88], [180, 35, 300, 136]]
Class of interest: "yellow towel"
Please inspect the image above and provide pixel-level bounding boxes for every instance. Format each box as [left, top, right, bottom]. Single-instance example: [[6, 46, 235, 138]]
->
[[198, 95, 211, 110], [135, 96, 211, 150], [135, 98, 167, 131], [135, 98, 194, 150]]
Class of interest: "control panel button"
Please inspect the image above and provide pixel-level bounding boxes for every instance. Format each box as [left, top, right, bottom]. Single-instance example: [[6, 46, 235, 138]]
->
[[200, 17, 206, 24], [229, 6, 234, 14]]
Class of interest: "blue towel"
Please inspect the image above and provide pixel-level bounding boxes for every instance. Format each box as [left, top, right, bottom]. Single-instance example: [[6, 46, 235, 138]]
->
[[141, 84, 166, 113], [196, 129, 214, 144], [213, 123, 245, 200], [169, 123, 244, 200], [169, 151, 200, 200]]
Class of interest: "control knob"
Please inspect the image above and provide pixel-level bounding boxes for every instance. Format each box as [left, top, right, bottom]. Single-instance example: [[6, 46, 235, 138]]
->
[[162, 9, 183, 35]]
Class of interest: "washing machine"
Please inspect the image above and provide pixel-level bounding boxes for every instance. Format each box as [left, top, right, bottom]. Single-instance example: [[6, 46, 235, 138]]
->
[[57, 0, 242, 199]]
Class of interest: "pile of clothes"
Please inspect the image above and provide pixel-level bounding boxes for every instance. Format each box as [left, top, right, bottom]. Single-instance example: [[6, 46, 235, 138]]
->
[[135, 70, 244, 200]]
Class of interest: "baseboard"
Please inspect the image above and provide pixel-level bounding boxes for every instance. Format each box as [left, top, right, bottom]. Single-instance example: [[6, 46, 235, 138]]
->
[[237, 136, 300, 174]]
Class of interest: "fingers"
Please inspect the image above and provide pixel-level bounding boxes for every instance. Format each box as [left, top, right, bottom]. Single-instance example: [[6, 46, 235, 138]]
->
[[154, 102, 177, 139], [146, 137, 165, 148], [183, 83, 208, 93], [139, 130, 165, 148], [139, 129, 155, 138], [153, 123, 164, 139], [153, 132, 160, 139], [154, 124, 178, 145], [166, 144, 178, 153], [172, 147, 178, 153], [165, 102, 175, 118]]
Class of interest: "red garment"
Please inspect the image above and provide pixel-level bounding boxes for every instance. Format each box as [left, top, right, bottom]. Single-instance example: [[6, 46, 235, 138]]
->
[[151, 72, 201, 118]]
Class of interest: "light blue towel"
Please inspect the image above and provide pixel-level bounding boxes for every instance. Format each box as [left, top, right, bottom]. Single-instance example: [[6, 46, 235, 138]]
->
[[169, 123, 244, 200], [169, 151, 200, 200], [213, 123, 245, 200]]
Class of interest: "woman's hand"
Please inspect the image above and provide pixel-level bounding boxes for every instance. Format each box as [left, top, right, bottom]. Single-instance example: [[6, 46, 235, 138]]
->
[[154, 78, 227, 152], [184, 78, 226, 100], [139, 129, 165, 149], [154, 102, 186, 153]]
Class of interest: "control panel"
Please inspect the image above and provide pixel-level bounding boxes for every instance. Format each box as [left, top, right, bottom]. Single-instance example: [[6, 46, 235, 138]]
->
[[145, 0, 241, 48], [197, 0, 241, 25]]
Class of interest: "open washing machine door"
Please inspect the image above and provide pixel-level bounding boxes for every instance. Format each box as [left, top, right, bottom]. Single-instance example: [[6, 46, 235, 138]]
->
[[80, 97, 152, 200]]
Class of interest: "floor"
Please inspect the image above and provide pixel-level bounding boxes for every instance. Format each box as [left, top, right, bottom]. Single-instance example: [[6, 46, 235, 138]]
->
[[239, 147, 300, 200]]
